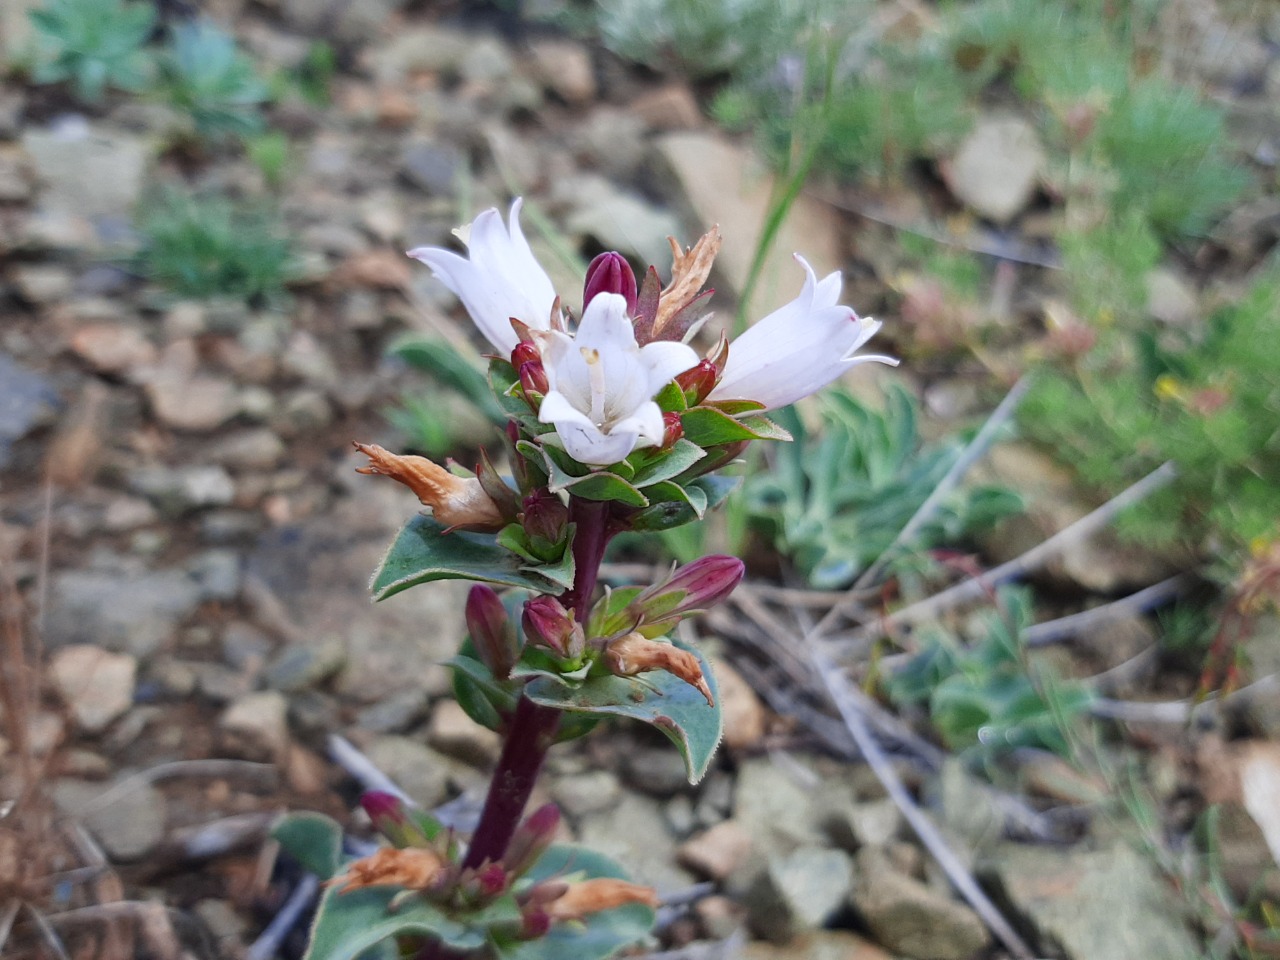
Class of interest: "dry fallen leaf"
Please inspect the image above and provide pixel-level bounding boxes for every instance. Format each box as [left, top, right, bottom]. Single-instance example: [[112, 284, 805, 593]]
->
[[653, 226, 721, 337]]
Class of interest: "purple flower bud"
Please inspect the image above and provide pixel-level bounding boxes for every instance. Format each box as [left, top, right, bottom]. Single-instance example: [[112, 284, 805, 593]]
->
[[466, 584, 520, 679], [511, 340, 541, 369], [360, 791, 434, 848], [522, 490, 569, 544], [522, 596, 583, 659], [632, 555, 744, 623], [505, 803, 561, 878], [676, 359, 720, 405], [661, 412, 683, 450], [519, 360, 549, 399], [584, 251, 638, 315]]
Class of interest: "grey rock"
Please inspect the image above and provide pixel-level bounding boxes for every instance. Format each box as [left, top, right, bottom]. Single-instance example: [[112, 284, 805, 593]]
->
[[1145, 268, 1198, 327], [49, 645, 136, 733], [734, 758, 824, 861], [283, 0, 404, 42], [364, 736, 453, 809], [0, 0, 38, 68], [221, 621, 273, 672], [574, 108, 646, 179], [0, 353, 59, 466], [194, 899, 248, 951], [200, 510, 263, 544], [354, 688, 429, 733], [46, 568, 202, 656], [983, 842, 1198, 960], [622, 746, 691, 797], [69, 323, 157, 376], [192, 663, 252, 704], [188, 549, 243, 602], [289, 689, 343, 737], [127, 464, 236, 515], [665, 794, 697, 835], [220, 691, 291, 762], [207, 429, 286, 471], [370, 25, 473, 84], [823, 796, 904, 852], [695, 771, 735, 828], [852, 847, 989, 960], [944, 115, 1045, 223], [55, 778, 167, 861], [551, 770, 623, 818], [678, 819, 753, 881], [933, 760, 1002, 852], [459, 36, 514, 86], [740, 930, 894, 960], [13, 264, 73, 304], [579, 793, 695, 893], [145, 375, 239, 432], [747, 846, 854, 944], [426, 700, 502, 767], [527, 39, 596, 105], [264, 638, 346, 692], [269, 389, 333, 437], [401, 139, 463, 196], [563, 176, 681, 272], [22, 121, 149, 219], [655, 132, 843, 314], [0, 145, 33, 201]]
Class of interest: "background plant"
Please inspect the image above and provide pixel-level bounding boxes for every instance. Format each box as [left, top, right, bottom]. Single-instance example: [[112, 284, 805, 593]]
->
[[158, 18, 270, 141], [27, 0, 154, 101]]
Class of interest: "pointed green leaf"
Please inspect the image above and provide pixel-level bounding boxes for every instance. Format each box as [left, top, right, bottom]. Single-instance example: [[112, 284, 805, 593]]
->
[[680, 407, 789, 446], [654, 380, 687, 413], [303, 886, 487, 960], [371, 516, 569, 600], [628, 440, 706, 488], [626, 481, 707, 532], [494, 845, 656, 960], [448, 654, 517, 730], [272, 812, 344, 880], [524, 640, 722, 783], [735, 414, 793, 441]]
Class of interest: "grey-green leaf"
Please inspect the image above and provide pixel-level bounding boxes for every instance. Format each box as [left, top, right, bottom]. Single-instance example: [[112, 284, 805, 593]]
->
[[272, 811, 344, 880], [303, 886, 486, 960]]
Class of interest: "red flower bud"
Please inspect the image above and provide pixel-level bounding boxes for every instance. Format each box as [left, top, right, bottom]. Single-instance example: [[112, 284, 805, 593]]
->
[[675, 359, 720, 405], [511, 340, 541, 369], [661, 411, 683, 449], [519, 360, 549, 399], [466, 584, 520, 679], [522, 596, 584, 659], [522, 490, 569, 544], [631, 555, 744, 624], [584, 251, 638, 315], [360, 791, 437, 848], [504, 803, 561, 878]]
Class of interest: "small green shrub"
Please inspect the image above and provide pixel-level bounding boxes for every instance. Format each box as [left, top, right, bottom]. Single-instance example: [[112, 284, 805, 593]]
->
[[159, 19, 269, 140], [744, 386, 1022, 588], [136, 190, 294, 303], [28, 0, 154, 101], [884, 586, 1094, 759]]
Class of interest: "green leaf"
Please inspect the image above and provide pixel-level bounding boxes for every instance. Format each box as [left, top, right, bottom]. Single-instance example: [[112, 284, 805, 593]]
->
[[371, 516, 569, 601], [489, 358, 533, 418], [448, 654, 517, 731], [494, 845, 655, 960], [628, 440, 706, 488], [272, 812, 344, 880], [654, 380, 688, 413], [626, 481, 707, 532], [525, 639, 722, 783], [392, 337, 507, 424], [680, 408, 792, 446], [303, 886, 490, 960]]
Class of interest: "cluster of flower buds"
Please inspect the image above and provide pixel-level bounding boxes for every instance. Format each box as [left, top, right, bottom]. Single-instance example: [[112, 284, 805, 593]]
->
[[338, 794, 656, 940]]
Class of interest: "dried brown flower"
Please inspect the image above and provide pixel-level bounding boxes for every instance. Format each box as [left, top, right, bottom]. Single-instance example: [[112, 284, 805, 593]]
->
[[332, 846, 446, 894], [603, 633, 714, 706], [353, 442, 505, 531]]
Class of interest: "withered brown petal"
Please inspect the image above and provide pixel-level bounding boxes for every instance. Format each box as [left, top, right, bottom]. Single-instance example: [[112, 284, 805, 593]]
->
[[605, 633, 714, 707], [545, 878, 660, 920], [332, 846, 446, 893], [352, 441, 505, 531], [653, 226, 722, 339]]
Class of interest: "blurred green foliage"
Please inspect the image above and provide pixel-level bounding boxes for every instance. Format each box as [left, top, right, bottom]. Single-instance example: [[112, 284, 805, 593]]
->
[[159, 19, 270, 140], [28, 0, 155, 101], [744, 386, 1022, 588], [885, 586, 1094, 759], [136, 190, 294, 303]]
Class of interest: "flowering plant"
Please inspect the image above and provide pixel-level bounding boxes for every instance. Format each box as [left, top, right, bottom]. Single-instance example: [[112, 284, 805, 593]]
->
[[273, 200, 892, 960]]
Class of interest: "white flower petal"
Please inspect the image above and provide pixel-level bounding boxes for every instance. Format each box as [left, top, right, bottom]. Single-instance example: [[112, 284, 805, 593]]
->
[[408, 199, 557, 355], [555, 421, 641, 466], [640, 340, 700, 396]]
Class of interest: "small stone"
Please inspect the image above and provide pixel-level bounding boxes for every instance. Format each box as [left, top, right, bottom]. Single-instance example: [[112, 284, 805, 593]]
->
[[188, 549, 243, 602], [354, 689, 429, 733], [146, 375, 239, 432], [45, 568, 202, 657], [747, 846, 854, 943], [678, 820, 753, 880], [665, 794, 697, 835], [426, 700, 502, 767], [195, 900, 248, 951], [1145, 268, 1198, 327], [943, 114, 1045, 223], [551, 770, 623, 818], [823, 796, 904, 851], [221, 622, 272, 672], [22, 122, 149, 219], [622, 746, 690, 797], [127, 464, 236, 515], [363, 736, 453, 809], [220, 691, 290, 762], [578, 793, 694, 893], [527, 39, 595, 104], [741, 931, 894, 960], [55, 778, 166, 861], [575, 108, 647, 179], [270, 389, 333, 437], [13, 264, 73, 304], [264, 639, 346, 692], [715, 658, 765, 750], [49, 645, 136, 733], [565, 179, 679, 270], [734, 757, 824, 860], [459, 36, 514, 87], [696, 895, 747, 941], [369, 25, 473, 84], [852, 847, 990, 960], [400, 139, 463, 196], [631, 85, 703, 131], [0, 145, 32, 201], [207, 429, 286, 471], [0, 353, 59, 466], [102, 496, 158, 532]]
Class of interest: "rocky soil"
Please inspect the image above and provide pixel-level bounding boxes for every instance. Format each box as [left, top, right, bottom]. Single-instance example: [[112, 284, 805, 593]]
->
[[1, 2, 1278, 959]]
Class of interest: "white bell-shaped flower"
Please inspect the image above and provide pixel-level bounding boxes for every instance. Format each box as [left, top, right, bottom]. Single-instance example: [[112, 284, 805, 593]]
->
[[537, 293, 698, 467]]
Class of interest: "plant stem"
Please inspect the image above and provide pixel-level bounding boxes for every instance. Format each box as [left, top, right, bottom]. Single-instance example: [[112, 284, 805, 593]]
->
[[460, 497, 612, 870]]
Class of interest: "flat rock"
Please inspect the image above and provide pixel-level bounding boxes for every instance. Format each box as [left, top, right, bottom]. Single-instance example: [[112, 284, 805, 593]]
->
[[579, 793, 695, 893], [0, 353, 59, 466], [13, 264, 73, 303], [220, 691, 290, 762], [49, 645, 136, 733], [427, 700, 502, 767], [146, 375, 239, 432], [747, 846, 854, 944], [45, 568, 203, 656], [852, 847, 989, 960], [206, 429, 285, 471], [563, 176, 682, 272], [741, 930, 894, 960], [527, 39, 596, 104], [714, 658, 766, 751], [733, 757, 824, 861], [551, 769, 623, 818], [22, 121, 149, 219], [127, 464, 236, 516], [55, 778, 167, 861], [655, 132, 843, 315], [943, 115, 1044, 223], [678, 820, 754, 880], [363, 736, 453, 809], [69, 323, 158, 375], [982, 842, 1198, 960]]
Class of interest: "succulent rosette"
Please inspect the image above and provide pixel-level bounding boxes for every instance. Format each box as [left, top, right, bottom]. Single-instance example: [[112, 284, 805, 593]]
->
[[273, 199, 893, 960]]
